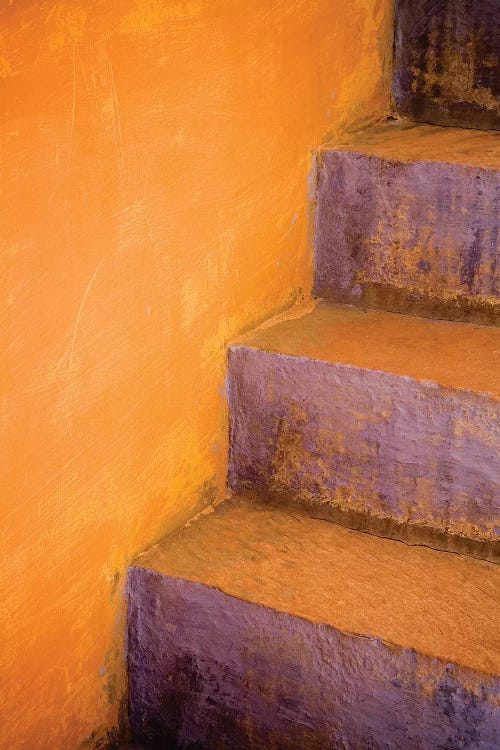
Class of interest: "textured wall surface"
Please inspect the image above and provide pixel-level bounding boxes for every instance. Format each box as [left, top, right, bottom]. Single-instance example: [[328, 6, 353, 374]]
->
[[393, 0, 500, 129], [128, 566, 500, 750], [314, 128, 500, 323], [0, 1, 393, 747]]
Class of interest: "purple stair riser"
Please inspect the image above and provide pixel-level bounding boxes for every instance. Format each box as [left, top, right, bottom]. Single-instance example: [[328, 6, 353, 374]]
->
[[228, 346, 499, 555], [128, 567, 500, 750], [314, 150, 499, 324]]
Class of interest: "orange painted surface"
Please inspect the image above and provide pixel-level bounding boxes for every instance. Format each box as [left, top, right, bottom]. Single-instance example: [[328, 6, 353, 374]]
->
[[324, 121, 500, 169], [0, 2, 392, 747]]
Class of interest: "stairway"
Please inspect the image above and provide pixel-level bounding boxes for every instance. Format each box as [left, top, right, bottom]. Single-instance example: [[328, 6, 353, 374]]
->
[[127, 3, 499, 748]]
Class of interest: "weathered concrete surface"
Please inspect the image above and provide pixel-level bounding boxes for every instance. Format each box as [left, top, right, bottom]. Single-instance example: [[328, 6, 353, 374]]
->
[[228, 303, 500, 559], [314, 122, 500, 324], [128, 502, 500, 749], [393, 0, 500, 129]]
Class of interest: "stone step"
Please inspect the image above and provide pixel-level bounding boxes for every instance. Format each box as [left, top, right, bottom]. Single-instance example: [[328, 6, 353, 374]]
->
[[128, 500, 500, 750], [228, 302, 499, 561], [314, 121, 500, 324], [393, 0, 500, 130]]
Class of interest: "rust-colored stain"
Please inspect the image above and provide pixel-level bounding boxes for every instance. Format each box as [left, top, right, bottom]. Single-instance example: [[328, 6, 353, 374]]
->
[[0, 1, 393, 747]]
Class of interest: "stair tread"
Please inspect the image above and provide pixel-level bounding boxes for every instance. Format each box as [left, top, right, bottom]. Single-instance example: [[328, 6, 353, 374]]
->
[[233, 302, 499, 398], [134, 498, 500, 677], [321, 120, 500, 169]]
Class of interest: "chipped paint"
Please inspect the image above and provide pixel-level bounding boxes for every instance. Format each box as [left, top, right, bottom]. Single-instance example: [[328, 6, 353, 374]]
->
[[129, 577, 500, 749]]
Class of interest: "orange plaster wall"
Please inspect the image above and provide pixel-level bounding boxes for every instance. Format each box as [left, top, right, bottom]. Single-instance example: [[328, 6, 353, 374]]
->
[[0, 1, 392, 747]]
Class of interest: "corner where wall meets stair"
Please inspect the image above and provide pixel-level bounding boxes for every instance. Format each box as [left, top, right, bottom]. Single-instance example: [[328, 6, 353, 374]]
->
[[127, 3, 500, 747]]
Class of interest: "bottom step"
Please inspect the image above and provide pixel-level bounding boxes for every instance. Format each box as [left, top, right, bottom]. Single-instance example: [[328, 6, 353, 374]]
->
[[128, 500, 500, 750]]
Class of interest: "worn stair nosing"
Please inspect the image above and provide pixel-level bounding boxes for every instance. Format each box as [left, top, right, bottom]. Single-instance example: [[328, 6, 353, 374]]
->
[[230, 302, 500, 397], [129, 499, 500, 678], [230, 342, 498, 401]]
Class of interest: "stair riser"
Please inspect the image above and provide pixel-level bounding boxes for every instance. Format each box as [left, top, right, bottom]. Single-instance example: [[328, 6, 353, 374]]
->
[[128, 568, 500, 750], [314, 151, 499, 324], [228, 346, 499, 558], [393, 0, 500, 130]]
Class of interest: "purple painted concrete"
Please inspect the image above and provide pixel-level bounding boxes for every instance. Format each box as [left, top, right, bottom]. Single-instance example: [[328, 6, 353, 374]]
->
[[128, 567, 500, 750], [228, 346, 499, 553], [314, 150, 499, 324], [393, 0, 500, 130]]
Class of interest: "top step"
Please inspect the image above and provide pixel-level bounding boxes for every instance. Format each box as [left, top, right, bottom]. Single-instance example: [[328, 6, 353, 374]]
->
[[393, 0, 500, 130], [314, 121, 500, 325]]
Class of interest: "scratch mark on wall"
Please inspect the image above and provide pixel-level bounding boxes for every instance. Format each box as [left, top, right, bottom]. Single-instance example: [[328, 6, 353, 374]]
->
[[76, 45, 90, 96], [68, 258, 105, 370], [67, 44, 77, 182], [109, 61, 125, 173]]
